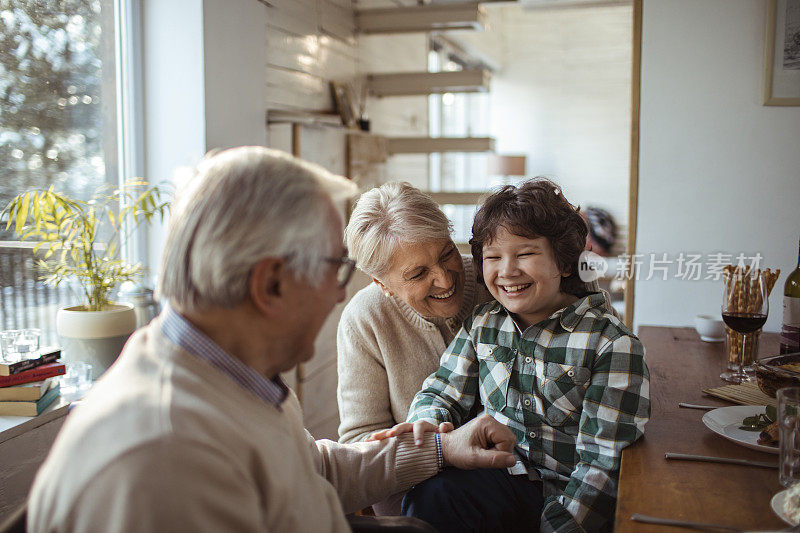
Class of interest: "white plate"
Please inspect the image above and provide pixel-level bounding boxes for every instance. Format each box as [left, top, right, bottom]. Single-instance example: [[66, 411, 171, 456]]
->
[[771, 489, 799, 526], [701, 405, 778, 455], [700, 335, 725, 342]]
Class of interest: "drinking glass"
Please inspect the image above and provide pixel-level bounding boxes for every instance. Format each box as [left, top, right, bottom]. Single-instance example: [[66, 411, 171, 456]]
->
[[0, 330, 21, 363], [720, 269, 769, 383], [779, 387, 800, 487], [14, 328, 40, 357], [59, 361, 93, 396]]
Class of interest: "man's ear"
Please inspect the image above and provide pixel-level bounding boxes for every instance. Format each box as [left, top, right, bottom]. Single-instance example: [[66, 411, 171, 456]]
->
[[371, 277, 393, 297], [250, 258, 285, 315]]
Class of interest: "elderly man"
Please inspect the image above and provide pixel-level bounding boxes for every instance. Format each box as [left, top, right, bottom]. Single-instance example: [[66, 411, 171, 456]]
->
[[26, 147, 517, 532]]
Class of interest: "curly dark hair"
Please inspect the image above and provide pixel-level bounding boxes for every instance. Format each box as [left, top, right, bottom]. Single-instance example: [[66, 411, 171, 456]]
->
[[469, 178, 589, 296]]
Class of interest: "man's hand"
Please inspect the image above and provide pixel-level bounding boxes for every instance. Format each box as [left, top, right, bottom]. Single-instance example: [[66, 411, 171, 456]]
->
[[367, 420, 454, 445], [440, 415, 517, 470]]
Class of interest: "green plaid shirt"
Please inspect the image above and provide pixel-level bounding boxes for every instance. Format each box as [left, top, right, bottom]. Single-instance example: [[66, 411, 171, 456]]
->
[[407, 292, 650, 533]]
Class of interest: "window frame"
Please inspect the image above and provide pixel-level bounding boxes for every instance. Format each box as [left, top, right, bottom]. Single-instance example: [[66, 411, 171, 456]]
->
[[114, 0, 147, 269]]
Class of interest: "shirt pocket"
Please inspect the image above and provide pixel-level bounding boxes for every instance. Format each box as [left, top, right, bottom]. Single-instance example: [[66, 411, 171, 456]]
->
[[476, 344, 514, 412], [540, 363, 592, 426]]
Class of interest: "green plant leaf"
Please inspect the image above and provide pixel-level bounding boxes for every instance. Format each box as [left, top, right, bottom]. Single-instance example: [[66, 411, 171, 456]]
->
[[15, 192, 30, 235], [5, 181, 171, 309]]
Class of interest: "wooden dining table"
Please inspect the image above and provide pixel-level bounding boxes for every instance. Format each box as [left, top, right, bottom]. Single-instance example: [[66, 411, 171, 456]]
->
[[614, 326, 788, 532]]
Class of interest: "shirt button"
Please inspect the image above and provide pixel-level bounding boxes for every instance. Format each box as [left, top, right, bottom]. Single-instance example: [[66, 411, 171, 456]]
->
[[567, 370, 575, 377], [524, 399, 531, 406], [524, 357, 532, 364], [529, 431, 536, 439]]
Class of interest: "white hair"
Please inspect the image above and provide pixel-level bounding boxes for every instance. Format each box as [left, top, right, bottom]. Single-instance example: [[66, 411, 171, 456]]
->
[[159, 146, 357, 312], [345, 182, 452, 279]]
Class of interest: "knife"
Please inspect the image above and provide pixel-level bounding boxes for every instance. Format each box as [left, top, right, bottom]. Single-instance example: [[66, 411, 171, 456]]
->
[[678, 402, 721, 410], [632, 513, 800, 532], [665, 452, 778, 469], [630, 513, 742, 531]]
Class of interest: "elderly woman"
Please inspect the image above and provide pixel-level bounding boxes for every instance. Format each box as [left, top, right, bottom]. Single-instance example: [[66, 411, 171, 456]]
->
[[337, 182, 492, 446]]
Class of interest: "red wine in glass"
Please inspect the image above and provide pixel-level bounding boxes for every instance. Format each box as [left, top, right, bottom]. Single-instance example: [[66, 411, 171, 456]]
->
[[720, 269, 769, 383], [722, 312, 768, 334]]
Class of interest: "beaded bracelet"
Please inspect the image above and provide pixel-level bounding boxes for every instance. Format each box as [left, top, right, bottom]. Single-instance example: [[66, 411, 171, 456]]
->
[[434, 433, 444, 471]]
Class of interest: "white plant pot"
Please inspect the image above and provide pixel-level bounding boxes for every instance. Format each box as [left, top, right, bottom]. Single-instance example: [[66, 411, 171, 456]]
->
[[56, 303, 137, 380]]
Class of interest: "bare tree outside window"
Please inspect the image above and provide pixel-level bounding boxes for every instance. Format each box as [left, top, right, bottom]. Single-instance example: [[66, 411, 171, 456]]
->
[[0, 0, 116, 344]]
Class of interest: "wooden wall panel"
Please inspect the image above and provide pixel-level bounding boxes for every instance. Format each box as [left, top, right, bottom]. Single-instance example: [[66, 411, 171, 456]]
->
[[266, 68, 331, 111], [264, 0, 357, 114], [266, 0, 318, 36], [320, 0, 357, 42]]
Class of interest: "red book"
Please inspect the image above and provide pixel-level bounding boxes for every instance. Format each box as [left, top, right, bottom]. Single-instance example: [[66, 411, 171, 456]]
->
[[0, 363, 66, 388]]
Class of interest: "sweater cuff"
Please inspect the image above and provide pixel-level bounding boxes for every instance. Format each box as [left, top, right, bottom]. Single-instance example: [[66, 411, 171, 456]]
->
[[393, 433, 440, 489]]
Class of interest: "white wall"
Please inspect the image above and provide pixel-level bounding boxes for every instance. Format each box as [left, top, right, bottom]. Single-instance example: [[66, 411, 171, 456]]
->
[[455, 4, 633, 225], [635, 0, 800, 333], [204, 0, 269, 150]]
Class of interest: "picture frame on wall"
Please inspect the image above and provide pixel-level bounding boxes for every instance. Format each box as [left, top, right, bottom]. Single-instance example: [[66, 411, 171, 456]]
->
[[763, 0, 800, 105]]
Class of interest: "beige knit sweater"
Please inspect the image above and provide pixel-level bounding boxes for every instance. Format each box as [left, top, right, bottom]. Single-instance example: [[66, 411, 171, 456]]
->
[[28, 317, 440, 533], [337, 256, 492, 443]]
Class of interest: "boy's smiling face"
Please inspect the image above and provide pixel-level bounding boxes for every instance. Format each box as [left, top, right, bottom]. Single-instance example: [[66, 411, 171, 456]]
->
[[482, 226, 575, 330]]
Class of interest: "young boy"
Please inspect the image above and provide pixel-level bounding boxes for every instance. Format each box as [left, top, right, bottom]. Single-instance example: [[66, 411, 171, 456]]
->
[[402, 179, 650, 533]]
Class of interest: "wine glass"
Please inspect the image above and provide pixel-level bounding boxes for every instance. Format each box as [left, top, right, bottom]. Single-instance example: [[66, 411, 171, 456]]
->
[[720, 269, 769, 383]]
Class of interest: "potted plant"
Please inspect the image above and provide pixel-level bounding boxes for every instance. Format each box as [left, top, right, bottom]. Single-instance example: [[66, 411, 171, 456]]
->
[[2, 181, 169, 378]]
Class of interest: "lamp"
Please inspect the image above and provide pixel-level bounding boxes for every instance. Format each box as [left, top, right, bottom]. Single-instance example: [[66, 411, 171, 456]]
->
[[486, 154, 527, 184]]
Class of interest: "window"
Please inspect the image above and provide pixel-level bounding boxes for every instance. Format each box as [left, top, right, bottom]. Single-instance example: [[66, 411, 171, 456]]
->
[[0, 0, 123, 344]]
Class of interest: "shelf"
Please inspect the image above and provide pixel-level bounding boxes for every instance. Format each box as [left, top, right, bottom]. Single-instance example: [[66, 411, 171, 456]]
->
[[426, 191, 487, 205], [386, 136, 495, 154], [266, 110, 343, 127], [368, 70, 490, 97], [356, 3, 486, 34]]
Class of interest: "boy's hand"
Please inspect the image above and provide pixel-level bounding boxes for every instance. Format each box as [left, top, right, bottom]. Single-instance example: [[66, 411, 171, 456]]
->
[[367, 420, 454, 445], [440, 415, 517, 470]]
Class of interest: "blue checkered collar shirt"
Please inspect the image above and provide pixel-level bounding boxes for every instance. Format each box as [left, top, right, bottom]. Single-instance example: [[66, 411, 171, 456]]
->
[[160, 304, 289, 408]]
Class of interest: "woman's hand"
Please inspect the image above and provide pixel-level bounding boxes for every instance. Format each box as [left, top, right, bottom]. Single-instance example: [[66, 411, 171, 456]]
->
[[367, 420, 454, 445]]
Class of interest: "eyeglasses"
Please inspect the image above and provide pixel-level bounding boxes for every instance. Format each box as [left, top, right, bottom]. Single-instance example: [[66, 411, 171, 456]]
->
[[325, 253, 357, 288]]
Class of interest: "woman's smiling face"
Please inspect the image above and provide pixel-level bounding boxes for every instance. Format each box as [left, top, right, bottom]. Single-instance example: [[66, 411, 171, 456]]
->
[[481, 226, 573, 329], [375, 239, 464, 318]]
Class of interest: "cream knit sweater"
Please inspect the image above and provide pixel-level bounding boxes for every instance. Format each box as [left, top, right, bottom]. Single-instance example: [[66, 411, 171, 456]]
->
[[337, 256, 492, 443], [28, 317, 440, 533]]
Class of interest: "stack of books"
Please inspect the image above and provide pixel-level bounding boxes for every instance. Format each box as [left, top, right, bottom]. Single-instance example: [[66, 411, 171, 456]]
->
[[0, 347, 65, 416]]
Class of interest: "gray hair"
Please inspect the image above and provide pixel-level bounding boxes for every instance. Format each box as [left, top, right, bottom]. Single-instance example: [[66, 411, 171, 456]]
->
[[159, 146, 357, 312], [345, 182, 452, 279]]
